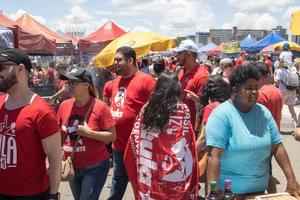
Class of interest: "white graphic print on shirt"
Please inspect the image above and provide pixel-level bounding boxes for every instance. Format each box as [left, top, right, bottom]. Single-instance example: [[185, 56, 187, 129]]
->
[[0, 114, 17, 170]]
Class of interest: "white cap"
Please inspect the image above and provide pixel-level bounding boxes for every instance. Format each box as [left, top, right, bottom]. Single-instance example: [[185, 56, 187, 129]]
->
[[174, 39, 199, 53]]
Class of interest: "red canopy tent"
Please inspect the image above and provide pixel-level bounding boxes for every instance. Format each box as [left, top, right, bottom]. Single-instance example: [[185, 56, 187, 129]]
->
[[78, 20, 127, 54], [0, 12, 56, 55], [15, 14, 74, 55]]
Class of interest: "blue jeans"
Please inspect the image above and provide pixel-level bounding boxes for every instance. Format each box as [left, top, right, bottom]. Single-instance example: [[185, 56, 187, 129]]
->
[[108, 151, 128, 200], [69, 159, 109, 200]]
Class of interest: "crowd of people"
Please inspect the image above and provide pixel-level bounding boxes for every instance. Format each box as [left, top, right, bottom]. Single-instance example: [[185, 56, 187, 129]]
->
[[0, 38, 300, 200]]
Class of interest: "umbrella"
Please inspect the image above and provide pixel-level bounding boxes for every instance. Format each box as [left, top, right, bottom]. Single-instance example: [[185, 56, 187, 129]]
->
[[94, 31, 176, 69], [273, 41, 300, 51], [260, 45, 274, 54]]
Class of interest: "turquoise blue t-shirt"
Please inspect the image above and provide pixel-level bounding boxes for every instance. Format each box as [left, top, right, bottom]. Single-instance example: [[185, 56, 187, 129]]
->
[[206, 100, 282, 194]]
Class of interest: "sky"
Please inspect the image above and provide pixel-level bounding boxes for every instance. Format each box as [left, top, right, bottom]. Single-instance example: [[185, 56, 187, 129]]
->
[[1, 0, 300, 38]]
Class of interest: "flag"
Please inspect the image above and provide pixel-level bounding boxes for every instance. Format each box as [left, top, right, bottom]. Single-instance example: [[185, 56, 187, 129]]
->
[[124, 103, 199, 200]]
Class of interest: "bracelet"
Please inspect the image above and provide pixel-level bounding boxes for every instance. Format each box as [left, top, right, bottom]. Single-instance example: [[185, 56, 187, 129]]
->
[[49, 192, 60, 200]]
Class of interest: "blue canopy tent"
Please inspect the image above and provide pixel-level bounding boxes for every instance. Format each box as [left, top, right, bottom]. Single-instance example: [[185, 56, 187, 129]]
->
[[246, 31, 285, 53], [198, 42, 217, 52], [0, 26, 14, 51], [240, 34, 257, 51]]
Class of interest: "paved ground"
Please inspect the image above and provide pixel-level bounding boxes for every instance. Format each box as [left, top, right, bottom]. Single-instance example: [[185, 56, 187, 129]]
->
[[59, 105, 300, 199]]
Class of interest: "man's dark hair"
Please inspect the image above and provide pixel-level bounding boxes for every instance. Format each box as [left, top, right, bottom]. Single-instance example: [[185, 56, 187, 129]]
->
[[229, 62, 261, 88], [141, 58, 148, 67], [254, 61, 269, 77], [116, 46, 137, 66], [153, 59, 165, 75]]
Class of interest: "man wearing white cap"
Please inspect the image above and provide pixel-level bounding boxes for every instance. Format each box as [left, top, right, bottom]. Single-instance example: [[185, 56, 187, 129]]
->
[[175, 39, 209, 131]]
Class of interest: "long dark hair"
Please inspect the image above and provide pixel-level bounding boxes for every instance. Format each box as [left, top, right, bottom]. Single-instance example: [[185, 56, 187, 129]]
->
[[198, 75, 230, 124], [143, 72, 181, 131]]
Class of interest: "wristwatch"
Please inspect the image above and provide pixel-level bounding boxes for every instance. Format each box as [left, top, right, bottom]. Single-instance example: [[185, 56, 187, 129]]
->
[[49, 193, 60, 200]]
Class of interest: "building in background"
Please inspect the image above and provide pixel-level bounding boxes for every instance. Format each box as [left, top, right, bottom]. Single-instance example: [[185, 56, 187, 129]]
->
[[181, 26, 288, 46]]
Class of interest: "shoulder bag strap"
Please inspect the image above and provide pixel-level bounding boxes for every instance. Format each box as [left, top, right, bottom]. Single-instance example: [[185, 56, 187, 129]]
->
[[70, 99, 95, 158]]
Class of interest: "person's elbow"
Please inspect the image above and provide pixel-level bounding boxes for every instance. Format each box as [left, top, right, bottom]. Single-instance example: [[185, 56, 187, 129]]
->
[[293, 128, 300, 141], [106, 126, 117, 143]]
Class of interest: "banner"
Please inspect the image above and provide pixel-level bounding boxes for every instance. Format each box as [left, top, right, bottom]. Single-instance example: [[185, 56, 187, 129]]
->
[[222, 41, 241, 54], [290, 9, 300, 35]]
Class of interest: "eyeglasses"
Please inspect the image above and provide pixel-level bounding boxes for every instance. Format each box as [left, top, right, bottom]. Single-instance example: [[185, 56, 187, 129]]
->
[[242, 86, 258, 94]]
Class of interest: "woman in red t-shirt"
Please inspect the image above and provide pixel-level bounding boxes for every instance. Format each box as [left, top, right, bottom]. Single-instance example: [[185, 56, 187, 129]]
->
[[57, 68, 116, 200]]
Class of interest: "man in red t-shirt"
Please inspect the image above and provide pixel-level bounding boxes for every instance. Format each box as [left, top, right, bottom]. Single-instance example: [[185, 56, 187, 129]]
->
[[256, 61, 282, 194], [236, 50, 247, 67], [0, 49, 61, 200], [262, 54, 273, 75], [45, 61, 55, 85], [176, 39, 209, 129], [108, 46, 156, 200]]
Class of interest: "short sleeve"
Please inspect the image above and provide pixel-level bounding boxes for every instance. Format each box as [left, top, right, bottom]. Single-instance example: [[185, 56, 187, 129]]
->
[[142, 76, 156, 99], [267, 112, 282, 145], [257, 91, 268, 106], [98, 103, 116, 130], [274, 69, 283, 81], [36, 111, 60, 139], [202, 105, 214, 124], [205, 112, 230, 149], [103, 81, 113, 98]]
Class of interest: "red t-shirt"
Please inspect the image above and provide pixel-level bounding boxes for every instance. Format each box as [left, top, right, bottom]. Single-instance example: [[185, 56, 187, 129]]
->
[[178, 64, 209, 127], [110, 71, 156, 151], [46, 67, 55, 81], [0, 94, 59, 196], [103, 80, 114, 99], [125, 102, 198, 199], [202, 102, 220, 124], [57, 97, 115, 168], [258, 84, 282, 129], [264, 59, 273, 72], [236, 57, 245, 67]]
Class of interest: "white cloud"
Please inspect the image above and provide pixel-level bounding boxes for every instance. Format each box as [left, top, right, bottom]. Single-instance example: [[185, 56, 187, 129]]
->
[[52, 6, 104, 36], [9, 9, 46, 24], [66, 0, 86, 6], [227, 0, 294, 13], [102, 0, 216, 37], [284, 6, 300, 20], [222, 12, 278, 30], [130, 26, 151, 32]]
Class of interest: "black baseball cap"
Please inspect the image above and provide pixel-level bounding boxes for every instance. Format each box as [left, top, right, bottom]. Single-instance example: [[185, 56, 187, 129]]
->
[[0, 48, 32, 72], [60, 67, 93, 85]]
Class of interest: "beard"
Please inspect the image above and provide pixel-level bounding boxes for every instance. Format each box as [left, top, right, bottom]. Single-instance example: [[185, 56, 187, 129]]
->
[[0, 71, 18, 92]]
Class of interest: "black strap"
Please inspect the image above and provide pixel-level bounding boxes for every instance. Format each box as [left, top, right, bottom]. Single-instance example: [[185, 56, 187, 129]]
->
[[66, 99, 95, 159]]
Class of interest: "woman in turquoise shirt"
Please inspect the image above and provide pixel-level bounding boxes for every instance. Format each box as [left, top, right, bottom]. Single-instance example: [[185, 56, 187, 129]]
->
[[206, 63, 300, 199]]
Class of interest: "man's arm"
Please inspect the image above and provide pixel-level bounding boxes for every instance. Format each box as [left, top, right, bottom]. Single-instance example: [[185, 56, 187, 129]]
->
[[272, 143, 300, 199], [42, 132, 62, 195]]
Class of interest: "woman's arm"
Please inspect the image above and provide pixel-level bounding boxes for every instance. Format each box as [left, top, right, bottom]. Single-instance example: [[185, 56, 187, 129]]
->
[[77, 122, 116, 144], [272, 143, 300, 198], [207, 146, 224, 192], [196, 122, 206, 153]]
